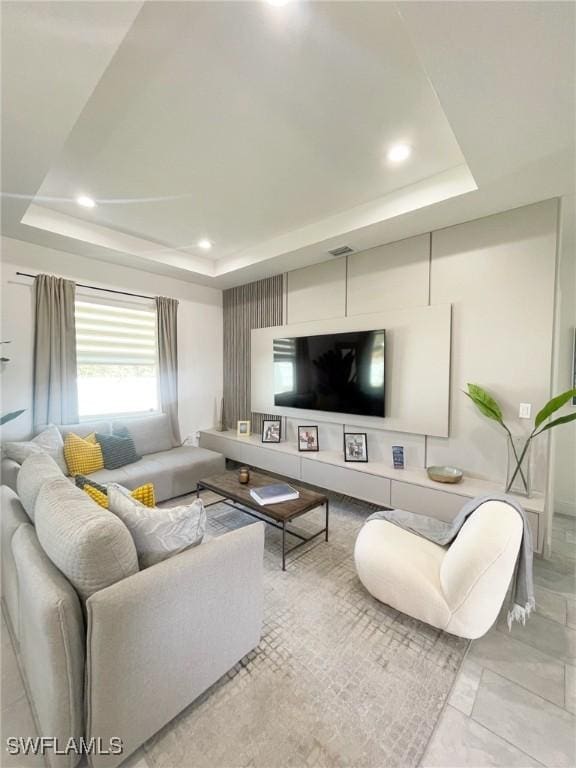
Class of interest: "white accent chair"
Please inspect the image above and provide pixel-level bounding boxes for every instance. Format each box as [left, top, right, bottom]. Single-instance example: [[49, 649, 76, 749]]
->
[[354, 500, 523, 639]]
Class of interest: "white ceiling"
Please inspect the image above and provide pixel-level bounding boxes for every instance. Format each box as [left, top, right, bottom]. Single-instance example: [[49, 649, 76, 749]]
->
[[2, 1, 574, 288]]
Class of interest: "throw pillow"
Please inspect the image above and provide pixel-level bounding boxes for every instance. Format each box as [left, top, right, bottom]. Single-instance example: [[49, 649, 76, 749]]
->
[[63, 432, 104, 476], [17, 452, 64, 521], [35, 476, 139, 600], [95, 432, 141, 470], [75, 475, 155, 509], [112, 414, 175, 455], [3, 425, 68, 475], [108, 484, 206, 568], [83, 484, 109, 508]]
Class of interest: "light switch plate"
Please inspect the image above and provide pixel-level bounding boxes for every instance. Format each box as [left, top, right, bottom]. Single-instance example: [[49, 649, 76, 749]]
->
[[519, 403, 532, 419]]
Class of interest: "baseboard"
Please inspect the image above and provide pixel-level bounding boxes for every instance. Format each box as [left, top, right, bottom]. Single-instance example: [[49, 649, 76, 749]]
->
[[555, 499, 576, 517]]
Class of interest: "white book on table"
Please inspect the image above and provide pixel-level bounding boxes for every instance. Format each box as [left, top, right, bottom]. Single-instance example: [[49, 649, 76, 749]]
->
[[249, 484, 300, 506]]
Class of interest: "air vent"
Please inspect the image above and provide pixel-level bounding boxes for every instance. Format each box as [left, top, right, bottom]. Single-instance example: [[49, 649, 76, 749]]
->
[[328, 245, 354, 257]]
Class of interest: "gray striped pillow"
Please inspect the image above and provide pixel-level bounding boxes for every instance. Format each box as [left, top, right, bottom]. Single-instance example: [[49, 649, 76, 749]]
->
[[95, 433, 141, 470]]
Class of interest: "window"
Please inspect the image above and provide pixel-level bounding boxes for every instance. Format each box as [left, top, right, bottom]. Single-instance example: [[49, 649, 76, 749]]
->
[[75, 299, 159, 419]]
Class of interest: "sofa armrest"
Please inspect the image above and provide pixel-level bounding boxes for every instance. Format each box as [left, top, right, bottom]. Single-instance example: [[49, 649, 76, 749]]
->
[[85, 522, 265, 768], [1, 457, 21, 492]]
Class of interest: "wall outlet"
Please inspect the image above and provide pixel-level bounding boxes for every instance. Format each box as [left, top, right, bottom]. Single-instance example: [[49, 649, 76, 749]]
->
[[519, 403, 532, 419]]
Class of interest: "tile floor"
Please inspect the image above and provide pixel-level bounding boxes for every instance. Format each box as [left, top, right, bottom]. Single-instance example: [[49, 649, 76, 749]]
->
[[1, 515, 575, 768], [421, 513, 576, 768]]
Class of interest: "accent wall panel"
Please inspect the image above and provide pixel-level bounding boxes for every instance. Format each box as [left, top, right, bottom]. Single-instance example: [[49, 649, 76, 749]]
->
[[347, 234, 430, 315], [286, 258, 346, 323], [427, 199, 558, 490], [251, 304, 452, 437]]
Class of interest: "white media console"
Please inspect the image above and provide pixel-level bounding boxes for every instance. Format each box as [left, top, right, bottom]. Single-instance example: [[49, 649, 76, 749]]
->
[[199, 428, 545, 554]]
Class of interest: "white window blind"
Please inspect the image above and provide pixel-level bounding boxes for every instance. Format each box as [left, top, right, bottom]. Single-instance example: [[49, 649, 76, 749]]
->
[[76, 300, 157, 365], [75, 299, 159, 418]]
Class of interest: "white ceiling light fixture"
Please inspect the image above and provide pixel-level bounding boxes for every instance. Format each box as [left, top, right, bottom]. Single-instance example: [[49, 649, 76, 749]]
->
[[197, 238, 213, 250], [386, 144, 412, 163], [76, 194, 96, 208], [266, 0, 291, 7]]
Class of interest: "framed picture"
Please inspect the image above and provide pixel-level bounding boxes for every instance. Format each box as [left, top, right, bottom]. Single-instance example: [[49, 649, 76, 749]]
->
[[236, 420, 251, 437], [262, 419, 281, 443], [344, 432, 368, 463], [392, 445, 405, 469], [298, 425, 319, 452]]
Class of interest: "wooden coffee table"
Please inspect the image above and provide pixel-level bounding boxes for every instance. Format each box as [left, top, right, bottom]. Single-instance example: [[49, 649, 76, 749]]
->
[[196, 470, 329, 570]]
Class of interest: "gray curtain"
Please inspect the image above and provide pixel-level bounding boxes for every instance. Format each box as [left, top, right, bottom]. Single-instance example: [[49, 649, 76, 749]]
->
[[33, 274, 79, 427], [156, 296, 181, 445], [223, 274, 283, 433]]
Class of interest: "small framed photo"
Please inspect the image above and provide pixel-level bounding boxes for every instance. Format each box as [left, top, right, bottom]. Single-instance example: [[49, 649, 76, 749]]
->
[[344, 432, 368, 463], [262, 419, 281, 443], [392, 445, 405, 469], [236, 420, 251, 437], [298, 425, 319, 452]]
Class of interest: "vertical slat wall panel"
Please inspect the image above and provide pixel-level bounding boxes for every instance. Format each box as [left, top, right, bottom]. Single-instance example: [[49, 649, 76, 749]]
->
[[223, 274, 283, 434]]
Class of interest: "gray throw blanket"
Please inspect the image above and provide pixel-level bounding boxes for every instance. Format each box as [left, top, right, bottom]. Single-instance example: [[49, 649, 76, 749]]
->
[[367, 494, 535, 628]]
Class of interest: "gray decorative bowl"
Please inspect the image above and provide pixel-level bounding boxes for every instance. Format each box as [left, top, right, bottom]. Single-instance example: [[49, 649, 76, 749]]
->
[[426, 465, 463, 484]]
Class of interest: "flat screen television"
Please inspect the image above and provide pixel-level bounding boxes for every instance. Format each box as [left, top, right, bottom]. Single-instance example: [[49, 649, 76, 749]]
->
[[273, 329, 385, 417]]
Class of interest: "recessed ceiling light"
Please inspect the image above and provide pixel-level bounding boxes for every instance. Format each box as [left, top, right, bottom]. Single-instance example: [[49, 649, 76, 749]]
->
[[76, 195, 96, 208], [386, 144, 412, 163], [198, 239, 212, 250], [266, 0, 291, 6]]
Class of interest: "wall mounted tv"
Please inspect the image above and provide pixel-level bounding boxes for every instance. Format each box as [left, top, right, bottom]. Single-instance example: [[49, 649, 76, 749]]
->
[[273, 329, 385, 417]]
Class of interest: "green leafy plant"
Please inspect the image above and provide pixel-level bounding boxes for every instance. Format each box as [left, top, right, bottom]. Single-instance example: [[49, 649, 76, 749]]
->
[[0, 341, 25, 426], [0, 410, 25, 426], [465, 383, 576, 494], [1, 340, 12, 363]]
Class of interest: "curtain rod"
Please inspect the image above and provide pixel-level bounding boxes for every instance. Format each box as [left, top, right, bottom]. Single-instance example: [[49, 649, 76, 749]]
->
[[15, 272, 154, 301]]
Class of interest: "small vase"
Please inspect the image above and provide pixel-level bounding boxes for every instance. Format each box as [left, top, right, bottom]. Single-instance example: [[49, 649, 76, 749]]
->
[[506, 435, 532, 497], [216, 398, 226, 432]]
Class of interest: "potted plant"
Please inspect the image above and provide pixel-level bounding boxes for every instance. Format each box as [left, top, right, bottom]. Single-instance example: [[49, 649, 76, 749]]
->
[[1, 341, 25, 426], [464, 383, 576, 497]]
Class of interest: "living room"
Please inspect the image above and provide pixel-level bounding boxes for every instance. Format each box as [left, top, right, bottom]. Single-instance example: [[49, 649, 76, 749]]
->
[[1, 2, 575, 767]]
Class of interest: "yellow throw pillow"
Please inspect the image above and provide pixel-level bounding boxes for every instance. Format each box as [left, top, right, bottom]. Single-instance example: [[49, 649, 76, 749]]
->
[[131, 483, 156, 507], [82, 482, 155, 510], [83, 484, 109, 508], [64, 433, 104, 476]]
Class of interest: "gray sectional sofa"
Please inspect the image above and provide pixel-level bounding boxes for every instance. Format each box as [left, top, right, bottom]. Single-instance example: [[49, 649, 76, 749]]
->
[[0, 416, 265, 768], [1, 413, 225, 500]]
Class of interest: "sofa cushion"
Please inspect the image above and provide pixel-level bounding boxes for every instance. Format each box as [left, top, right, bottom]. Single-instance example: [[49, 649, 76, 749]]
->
[[64, 432, 104, 476], [87, 445, 225, 502], [12, 524, 85, 768], [1, 486, 30, 640], [55, 420, 111, 440], [3, 424, 68, 475], [35, 476, 139, 600], [95, 432, 141, 470], [113, 414, 176, 455], [108, 484, 206, 568], [1, 457, 20, 493], [17, 452, 64, 521]]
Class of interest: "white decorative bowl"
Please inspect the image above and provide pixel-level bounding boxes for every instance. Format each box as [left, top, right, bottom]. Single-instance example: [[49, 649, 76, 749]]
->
[[426, 465, 463, 484]]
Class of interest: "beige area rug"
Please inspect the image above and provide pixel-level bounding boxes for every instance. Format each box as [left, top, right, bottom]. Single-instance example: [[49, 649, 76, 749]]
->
[[149, 489, 469, 768]]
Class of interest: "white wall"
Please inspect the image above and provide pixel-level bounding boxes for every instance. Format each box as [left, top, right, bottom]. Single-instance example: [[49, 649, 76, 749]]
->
[[281, 200, 559, 493], [0, 237, 223, 444], [552, 195, 576, 517]]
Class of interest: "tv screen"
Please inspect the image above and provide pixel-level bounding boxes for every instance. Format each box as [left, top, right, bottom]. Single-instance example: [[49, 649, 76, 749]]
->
[[273, 329, 385, 417]]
